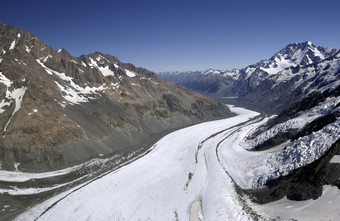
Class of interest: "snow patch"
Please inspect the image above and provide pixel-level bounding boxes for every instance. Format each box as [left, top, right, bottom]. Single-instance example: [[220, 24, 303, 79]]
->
[[98, 65, 114, 77], [9, 40, 16, 50], [0, 72, 13, 113], [25, 46, 31, 53], [43, 55, 52, 63], [260, 56, 291, 75], [0, 71, 12, 88], [55, 81, 107, 105], [125, 69, 137, 77], [3, 87, 27, 132], [36, 59, 53, 75], [330, 155, 340, 164]]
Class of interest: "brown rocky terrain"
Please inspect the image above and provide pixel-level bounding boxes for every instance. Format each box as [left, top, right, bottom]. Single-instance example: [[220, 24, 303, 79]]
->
[[0, 23, 232, 172]]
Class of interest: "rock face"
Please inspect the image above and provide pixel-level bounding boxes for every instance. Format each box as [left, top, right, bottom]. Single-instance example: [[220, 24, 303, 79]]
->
[[0, 23, 232, 172], [160, 42, 339, 113]]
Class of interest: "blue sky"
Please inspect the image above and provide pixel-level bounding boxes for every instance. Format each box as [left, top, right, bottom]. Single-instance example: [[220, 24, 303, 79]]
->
[[1, 0, 340, 72]]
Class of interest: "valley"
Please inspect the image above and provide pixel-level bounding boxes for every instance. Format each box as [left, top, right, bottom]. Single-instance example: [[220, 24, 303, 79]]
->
[[4, 106, 339, 221], [1, 20, 340, 221]]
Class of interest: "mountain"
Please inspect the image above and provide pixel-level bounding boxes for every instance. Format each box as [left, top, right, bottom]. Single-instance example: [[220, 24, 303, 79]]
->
[[231, 41, 339, 112], [158, 41, 340, 203], [160, 41, 339, 113], [159, 69, 239, 94], [0, 23, 232, 172]]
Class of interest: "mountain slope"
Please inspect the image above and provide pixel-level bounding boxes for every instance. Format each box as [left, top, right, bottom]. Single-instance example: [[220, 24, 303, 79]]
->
[[231, 42, 339, 112], [160, 42, 339, 113], [0, 23, 232, 172]]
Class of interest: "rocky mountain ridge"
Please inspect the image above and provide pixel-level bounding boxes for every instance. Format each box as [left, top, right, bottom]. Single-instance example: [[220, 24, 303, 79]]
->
[[0, 23, 232, 172], [160, 41, 339, 113]]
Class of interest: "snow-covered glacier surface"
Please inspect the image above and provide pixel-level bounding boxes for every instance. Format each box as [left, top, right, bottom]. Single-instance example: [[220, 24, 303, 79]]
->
[[12, 106, 340, 221]]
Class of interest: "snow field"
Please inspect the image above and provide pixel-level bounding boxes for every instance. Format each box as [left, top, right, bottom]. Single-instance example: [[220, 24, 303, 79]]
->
[[14, 106, 259, 221], [10, 105, 340, 220]]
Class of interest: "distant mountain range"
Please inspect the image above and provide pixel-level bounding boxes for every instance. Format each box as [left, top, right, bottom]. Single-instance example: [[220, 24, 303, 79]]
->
[[159, 41, 340, 113], [0, 23, 232, 172]]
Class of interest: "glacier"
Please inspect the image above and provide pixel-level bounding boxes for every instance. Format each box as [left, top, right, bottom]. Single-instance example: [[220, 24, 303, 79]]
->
[[7, 106, 340, 221]]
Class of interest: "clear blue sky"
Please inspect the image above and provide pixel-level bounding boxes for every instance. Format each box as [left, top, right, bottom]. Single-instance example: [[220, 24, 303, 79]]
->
[[1, 0, 340, 72]]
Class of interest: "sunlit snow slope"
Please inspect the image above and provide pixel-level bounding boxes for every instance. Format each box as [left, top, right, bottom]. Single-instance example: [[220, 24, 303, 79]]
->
[[14, 106, 340, 221]]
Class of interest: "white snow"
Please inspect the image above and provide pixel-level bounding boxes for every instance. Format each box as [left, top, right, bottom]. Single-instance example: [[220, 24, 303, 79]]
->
[[0, 72, 13, 113], [36, 59, 107, 105], [260, 56, 291, 75], [3, 87, 27, 132], [245, 67, 256, 79], [125, 69, 137, 77], [87, 57, 115, 76], [43, 55, 52, 63], [223, 69, 240, 80], [25, 45, 31, 53], [96, 55, 109, 62], [111, 82, 120, 90], [36, 59, 53, 75], [88, 57, 97, 67], [0, 71, 12, 88], [98, 66, 114, 77], [9, 40, 16, 50], [330, 155, 340, 164], [17, 33, 21, 38], [0, 99, 11, 113], [54, 80, 107, 105]]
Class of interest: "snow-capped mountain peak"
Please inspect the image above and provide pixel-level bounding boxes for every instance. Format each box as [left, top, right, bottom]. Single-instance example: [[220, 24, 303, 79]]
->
[[258, 41, 335, 76]]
